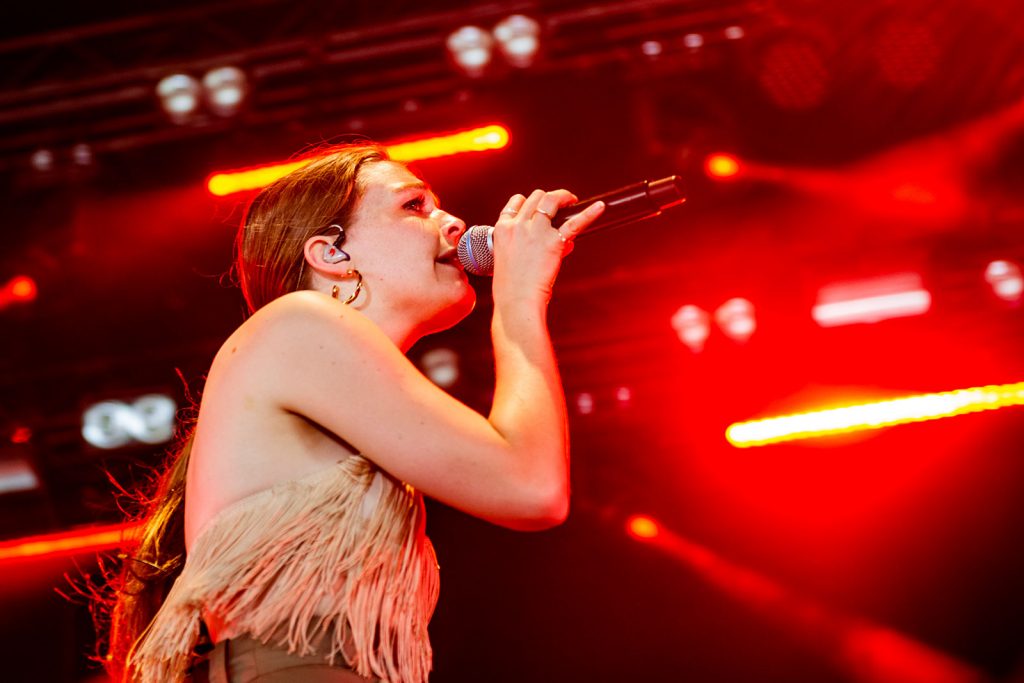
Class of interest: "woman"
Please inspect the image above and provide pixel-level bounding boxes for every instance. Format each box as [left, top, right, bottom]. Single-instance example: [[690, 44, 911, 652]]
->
[[99, 142, 604, 682]]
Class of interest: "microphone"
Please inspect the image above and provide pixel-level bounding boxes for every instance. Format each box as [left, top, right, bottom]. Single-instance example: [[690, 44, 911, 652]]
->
[[457, 175, 686, 276]]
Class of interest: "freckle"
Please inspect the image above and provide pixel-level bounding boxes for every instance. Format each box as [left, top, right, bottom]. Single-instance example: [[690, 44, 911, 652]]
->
[[231, 347, 237, 354]]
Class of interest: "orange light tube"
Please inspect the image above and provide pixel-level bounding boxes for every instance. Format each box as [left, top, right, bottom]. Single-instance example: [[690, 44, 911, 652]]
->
[[726, 381, 1024, 448], [0, 522, 137, 564], [207, 124, 511, 197]]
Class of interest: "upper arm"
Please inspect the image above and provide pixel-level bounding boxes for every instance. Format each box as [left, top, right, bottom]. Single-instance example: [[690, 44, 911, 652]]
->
[[239, 291, 565, 529]]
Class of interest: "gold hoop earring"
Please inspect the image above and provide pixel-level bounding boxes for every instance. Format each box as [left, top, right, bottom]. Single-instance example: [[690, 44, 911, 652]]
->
[[331, 269, 363, 305]]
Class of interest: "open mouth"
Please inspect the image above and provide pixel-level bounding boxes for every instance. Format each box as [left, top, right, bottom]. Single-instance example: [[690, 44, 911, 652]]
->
[[436, 250, 463, 270]]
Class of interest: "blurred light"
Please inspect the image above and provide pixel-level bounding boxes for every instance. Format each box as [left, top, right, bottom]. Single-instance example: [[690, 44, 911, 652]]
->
[[9, 275, 38, 301], [626, 514, 660, 540], [705, 152, 742, 180], [447, 25, 494, 76], [0, 457, 39, 494], [985, 259, 1023, 303], [671, 304, 711, 353], [641, 40, 663, 57], [715, 297, 756, 343], [873, 20, 939, 89], [0, 522, 136, 564], [575, 392, 595, 416], [156, 73, 202, 123], [10, 426, 32, 444], [726, 381, 1024, 447], [615, 386, 633, 408], [758, 36, 830, 110], [29, 149, 54, 172], [207, 124, 511, 196], [202, 66, 248, 117], [71, 143, 93, 166], [81, 394, 177, 450], [421, 348, 460, 388], [683, 33, 704, 49], [724, 26, 745, 40], [493, 14, 541, 68], [812, 273, 931, 327]]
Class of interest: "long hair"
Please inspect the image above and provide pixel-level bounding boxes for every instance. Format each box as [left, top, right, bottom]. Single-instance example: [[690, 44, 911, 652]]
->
[[96, 142, 389, 681]]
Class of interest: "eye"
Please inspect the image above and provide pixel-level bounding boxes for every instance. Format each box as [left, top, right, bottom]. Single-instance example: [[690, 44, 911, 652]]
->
[[403, 195, 427, 213]]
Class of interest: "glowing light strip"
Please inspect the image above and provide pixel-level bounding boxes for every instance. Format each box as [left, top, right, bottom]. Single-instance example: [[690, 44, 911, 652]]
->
[[0, 522, 137, 564], [207, 124, 510, 196], [726, 381, 1024, 448], [812, 290, 931, 327]]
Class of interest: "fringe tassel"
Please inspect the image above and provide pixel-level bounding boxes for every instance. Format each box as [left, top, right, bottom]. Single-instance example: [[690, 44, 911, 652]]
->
[[129, 456, 439, 683]]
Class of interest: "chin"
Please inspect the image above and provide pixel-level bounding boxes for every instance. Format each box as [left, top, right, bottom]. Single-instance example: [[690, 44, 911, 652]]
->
[[425, 285, 476, 334]]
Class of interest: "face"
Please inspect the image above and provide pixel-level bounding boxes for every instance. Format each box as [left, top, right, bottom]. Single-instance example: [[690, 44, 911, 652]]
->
[[344, 161, 476, 335]]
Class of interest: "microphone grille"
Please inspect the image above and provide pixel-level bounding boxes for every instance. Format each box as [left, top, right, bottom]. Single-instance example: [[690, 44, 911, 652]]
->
[[457, 225, 495, 276]]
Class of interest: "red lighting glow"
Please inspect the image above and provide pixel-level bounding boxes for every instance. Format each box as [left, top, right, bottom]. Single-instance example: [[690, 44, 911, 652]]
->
[[626, 514, 661, 540], [726, 381, 1024, 447], [207, 124, 511, 196], [704, 153, 742, 179], [0, 522, 136, 564], [0, 275, 38, 308]]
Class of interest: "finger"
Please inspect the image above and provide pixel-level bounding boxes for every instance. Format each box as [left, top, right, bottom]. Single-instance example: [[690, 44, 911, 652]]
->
[[534, 189, 578, 221], [557, 200, 605, 241], [518, 189, 547, 222], [498, 194, 527, 222]]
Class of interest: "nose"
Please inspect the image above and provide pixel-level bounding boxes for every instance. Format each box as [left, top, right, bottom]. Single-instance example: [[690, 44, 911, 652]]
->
[[438, 210, 467, 245]]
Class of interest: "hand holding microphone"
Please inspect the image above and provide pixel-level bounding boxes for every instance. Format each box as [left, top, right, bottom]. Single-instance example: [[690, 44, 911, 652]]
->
[[458, 175, 686, 276]]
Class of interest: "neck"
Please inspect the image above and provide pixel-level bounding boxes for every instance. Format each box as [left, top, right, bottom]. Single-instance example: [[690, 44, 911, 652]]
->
[[353, 303, 423, 353]]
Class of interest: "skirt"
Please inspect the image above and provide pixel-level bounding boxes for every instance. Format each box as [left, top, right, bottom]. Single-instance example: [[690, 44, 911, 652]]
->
[[199, 634, 381, 683]]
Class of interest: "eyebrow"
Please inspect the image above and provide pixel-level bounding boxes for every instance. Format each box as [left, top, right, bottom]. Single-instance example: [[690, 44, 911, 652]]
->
[[392, 181, 441, 206]]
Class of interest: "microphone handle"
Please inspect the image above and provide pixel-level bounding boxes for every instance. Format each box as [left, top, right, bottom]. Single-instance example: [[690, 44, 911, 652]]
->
[[550, 175, 686, 237]]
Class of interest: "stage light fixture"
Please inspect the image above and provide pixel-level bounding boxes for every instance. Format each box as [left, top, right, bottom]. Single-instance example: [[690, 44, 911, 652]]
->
[[626, 514, 660, 540], [683, 33, 704, 50], [81, 393, 177, 450], [29, 149, 54, 172], [671, 304, 711, 353], [447, 26, 494, 77], [156, 73, 202, 124], [812, 273, 931, 327], [420, 348, 460, 388], [0, 275, 38, 309], [724, 26, 745, 40], [208, 124, 510, 196], [575, 392, 595, 416], [202, 66, 248, 117], [615, 386, 633, 408], [705, 152, 742, 180], [70, 143, 93, 166], [984, 260, 1023, 303], [493, 14, 541, 68], [727, 381, 1024, 447], [715, 297, 756, 343], [0, 456, 39, 495]]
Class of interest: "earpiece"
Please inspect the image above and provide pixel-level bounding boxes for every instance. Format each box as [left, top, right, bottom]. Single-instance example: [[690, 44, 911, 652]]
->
[[322, 224, 351, 264]]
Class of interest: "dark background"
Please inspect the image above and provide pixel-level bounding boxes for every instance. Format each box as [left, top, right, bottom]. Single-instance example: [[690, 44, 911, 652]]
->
[[1, 1, 1023, 681]]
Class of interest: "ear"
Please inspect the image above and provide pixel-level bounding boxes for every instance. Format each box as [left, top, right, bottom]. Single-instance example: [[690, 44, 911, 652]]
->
[[303, 233, 351, 279]]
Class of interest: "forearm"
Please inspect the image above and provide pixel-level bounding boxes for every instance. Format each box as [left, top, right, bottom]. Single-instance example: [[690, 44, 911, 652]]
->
[[488, 299, 570, 500]]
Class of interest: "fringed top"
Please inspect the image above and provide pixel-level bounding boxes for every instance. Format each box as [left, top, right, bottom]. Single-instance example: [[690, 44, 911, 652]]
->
[[129, 455, 440, 683]]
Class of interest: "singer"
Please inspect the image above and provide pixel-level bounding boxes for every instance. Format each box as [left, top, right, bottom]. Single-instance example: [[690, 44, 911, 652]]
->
[[93, 142, 605, 682]]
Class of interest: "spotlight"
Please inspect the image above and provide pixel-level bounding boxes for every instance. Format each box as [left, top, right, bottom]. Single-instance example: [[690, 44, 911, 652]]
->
[[671, 304, 711, 353], [81, 393, 177, 450], [575, 392, 595, 416], [683, 33, 704, 50], [626, 514, 660, 540], [715, 298, 756, 343], [420, 348, 460, 388], [29, 149, 54, 172], [0, 455, 39, 495], [641, 40, 664, 58], [985, 260, 1023, 303], [202, 66, 248, 117], [724, 26, 745, 40], [447, 26, 494, 77], [70, 143, 93, 166], [812, 273, 931, 327], [156, 73, 202, 123], [493, 14, 541, 68], [0, 275, 37, 309], [705, 152, 742, 180]]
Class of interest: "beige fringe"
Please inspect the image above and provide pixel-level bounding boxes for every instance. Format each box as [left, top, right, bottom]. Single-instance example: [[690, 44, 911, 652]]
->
[[129, 456, 439, 683]]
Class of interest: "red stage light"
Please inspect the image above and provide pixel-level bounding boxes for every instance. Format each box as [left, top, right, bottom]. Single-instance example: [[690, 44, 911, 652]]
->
[[207, 124, 511, 196], [626, 514, 660, 540], [0, 522, 136, 564], [10, 426, 32, 444], [705, 153, 742, 180]]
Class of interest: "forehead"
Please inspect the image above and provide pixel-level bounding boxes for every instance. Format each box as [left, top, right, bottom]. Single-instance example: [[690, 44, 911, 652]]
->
[[358, 161, 431, 197]]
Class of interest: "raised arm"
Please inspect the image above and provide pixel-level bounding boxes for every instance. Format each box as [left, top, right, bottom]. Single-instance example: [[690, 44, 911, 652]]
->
[[244, 190, 604, 531]]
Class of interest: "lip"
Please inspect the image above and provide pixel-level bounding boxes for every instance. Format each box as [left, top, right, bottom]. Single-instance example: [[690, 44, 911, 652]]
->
[[436, 249, 463, 270]]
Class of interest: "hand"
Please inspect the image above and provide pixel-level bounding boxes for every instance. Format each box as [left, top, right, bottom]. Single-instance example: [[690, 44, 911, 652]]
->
[[491, 189, 605, 306]]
